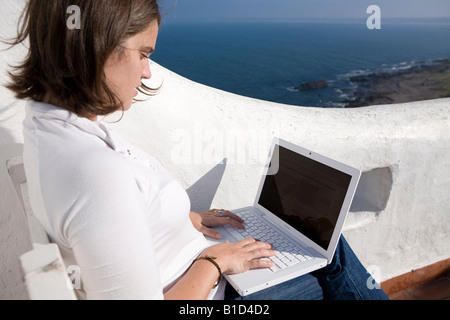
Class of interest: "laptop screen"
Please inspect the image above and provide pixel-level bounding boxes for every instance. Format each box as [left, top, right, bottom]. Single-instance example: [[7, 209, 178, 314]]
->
[[258, 144, 352, 250]]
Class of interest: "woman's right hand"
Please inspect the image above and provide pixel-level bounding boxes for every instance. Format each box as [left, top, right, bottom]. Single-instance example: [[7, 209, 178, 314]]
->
[[165, 239, 276, 299], [200, 238, 276, 275]]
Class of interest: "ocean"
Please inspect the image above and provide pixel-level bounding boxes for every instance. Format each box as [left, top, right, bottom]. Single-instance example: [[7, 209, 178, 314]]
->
[[151, 20, 450, 108]]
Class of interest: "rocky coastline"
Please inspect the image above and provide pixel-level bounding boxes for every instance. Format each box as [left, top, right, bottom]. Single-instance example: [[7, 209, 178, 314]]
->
[[343, 58, 450, 108], [293, 58, 450, 108], [295, 80, 329, 91]]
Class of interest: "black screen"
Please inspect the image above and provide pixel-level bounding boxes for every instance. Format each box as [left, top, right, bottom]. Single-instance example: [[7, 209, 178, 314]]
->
[[258, 145, 352, 250]]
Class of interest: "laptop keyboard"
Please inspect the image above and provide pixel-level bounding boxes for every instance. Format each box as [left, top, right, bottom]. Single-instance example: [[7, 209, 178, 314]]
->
[[224, 210, 313, 272]]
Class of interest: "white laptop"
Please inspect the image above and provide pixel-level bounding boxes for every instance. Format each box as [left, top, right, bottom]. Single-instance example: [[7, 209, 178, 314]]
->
[[207, 138, 361, 296]]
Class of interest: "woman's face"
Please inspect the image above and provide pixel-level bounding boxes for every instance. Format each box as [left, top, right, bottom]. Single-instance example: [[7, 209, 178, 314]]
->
[[104, 20, 159, 112]]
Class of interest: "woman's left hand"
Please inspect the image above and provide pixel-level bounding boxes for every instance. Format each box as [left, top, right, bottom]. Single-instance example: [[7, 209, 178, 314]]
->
[[189, 209, 245, 239]]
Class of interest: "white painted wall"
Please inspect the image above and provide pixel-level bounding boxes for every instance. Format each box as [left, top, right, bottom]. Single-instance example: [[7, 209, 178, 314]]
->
[[1, 0, 449, 299]]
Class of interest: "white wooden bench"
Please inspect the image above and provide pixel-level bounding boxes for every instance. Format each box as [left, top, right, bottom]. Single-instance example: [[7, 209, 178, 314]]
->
[[6, 156, 76, 300]]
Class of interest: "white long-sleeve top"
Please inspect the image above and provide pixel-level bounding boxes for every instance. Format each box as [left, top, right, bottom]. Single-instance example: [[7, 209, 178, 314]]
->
[[23, 101, 224, 299]]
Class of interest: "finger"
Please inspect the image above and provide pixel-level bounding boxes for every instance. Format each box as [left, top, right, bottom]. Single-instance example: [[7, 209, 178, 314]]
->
[[237, 238, 258, 247], [200, 226, 222, 240], [248, 258, 275, 270], [215, 216, 245, 230], [210, 209, 244, 224], [244, 240, 275, 253], [208, 209, 224, 215], [223, 210, 244, 223], [208, 209, 220, 215], [254, 239, 274, 249], [237, 239, 275, 259], [247, 248, 277, 267]]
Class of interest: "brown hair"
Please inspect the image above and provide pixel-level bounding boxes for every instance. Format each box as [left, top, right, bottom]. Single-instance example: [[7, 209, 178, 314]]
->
[[6, 0, 161, 118]]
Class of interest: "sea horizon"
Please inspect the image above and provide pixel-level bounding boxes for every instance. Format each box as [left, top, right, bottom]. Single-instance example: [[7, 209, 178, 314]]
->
[[161, 16, 450, 25]]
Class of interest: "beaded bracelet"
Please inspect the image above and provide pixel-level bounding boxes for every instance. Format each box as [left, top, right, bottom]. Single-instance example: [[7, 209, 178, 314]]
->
[[192, 256, 223, 289]]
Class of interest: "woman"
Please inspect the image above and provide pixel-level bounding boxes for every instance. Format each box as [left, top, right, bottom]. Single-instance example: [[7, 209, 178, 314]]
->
[[7, 0, 388, 300]]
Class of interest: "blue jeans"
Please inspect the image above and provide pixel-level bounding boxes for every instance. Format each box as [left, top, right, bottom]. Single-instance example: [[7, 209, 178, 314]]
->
[[225, 236, 389, 300]]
